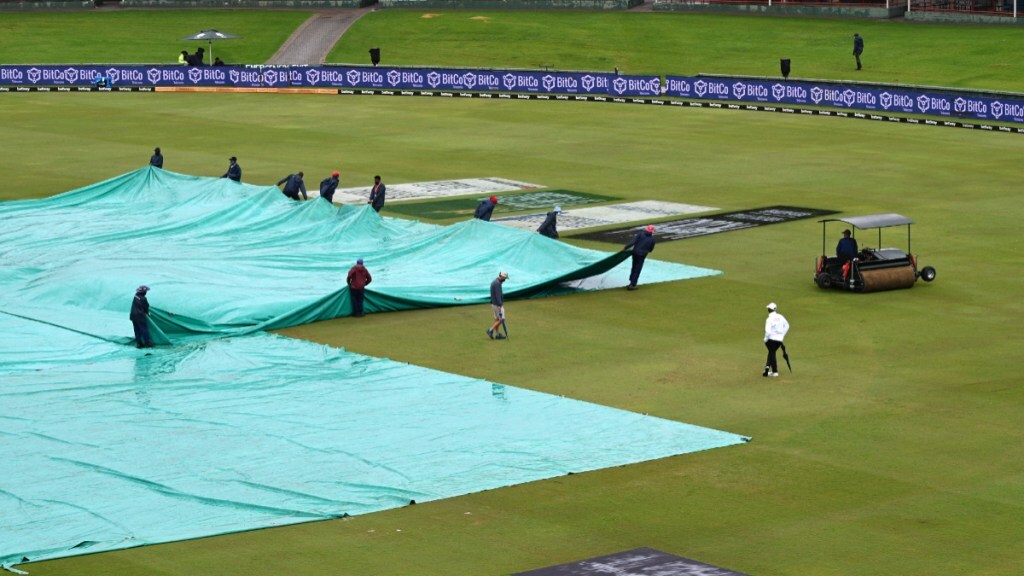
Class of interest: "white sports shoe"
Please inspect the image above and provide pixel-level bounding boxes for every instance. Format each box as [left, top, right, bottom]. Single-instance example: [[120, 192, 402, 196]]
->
[[770, 372, 779, 377]]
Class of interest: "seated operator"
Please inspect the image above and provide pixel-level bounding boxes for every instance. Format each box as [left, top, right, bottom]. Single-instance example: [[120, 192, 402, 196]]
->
[[836, 229, 859, 264]]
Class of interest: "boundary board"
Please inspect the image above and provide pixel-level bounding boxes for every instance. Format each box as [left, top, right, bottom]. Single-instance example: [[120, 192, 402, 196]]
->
[[3, 85, 1023, 135]]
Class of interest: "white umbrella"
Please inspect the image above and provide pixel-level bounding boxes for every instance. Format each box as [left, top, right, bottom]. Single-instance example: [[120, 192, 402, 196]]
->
[[181, 29, 241, 65]]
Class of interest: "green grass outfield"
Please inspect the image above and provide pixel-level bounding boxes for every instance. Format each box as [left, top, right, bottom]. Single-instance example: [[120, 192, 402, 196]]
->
[[0, 10, 310, 64], [3, 10, 1024, 91], [1, 11, 1023, 576], [332, 11, 1024, 91]]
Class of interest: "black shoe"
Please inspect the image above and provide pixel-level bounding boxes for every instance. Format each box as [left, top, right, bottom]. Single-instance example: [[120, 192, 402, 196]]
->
[[494, 333, 506, 340], [627, 285, 638, 291], [486, 329, 494, 339]]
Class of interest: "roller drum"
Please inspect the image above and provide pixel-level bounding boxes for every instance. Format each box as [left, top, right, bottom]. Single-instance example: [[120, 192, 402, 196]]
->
[[859, 266, 916, 293]]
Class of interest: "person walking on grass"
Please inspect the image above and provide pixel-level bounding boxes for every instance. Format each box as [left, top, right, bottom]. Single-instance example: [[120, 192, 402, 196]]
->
[[763, 302, 790, 377], [130, 285, 153, 349], [623, 225, 656, 290], [347, 258, 372, 317], [853, 33, 864, 71], [486, 271, 509, 340]]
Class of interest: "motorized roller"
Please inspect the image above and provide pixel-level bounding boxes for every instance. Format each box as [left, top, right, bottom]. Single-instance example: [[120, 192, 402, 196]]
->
[[859, 266, 916, 292]]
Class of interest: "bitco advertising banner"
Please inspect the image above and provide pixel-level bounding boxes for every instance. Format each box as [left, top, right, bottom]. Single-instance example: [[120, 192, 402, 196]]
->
[[664, 75, 1024, 125], [2, 64, 1023, 124], [0, 64, 661, 97]]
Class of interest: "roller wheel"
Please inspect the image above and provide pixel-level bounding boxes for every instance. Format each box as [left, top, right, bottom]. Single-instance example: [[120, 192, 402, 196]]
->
[[920, 266, 936, 282], [815, 273, 833, 289]]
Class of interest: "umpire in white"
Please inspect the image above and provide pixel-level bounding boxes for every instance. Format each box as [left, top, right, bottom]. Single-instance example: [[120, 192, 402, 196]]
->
[[763, 302, 790, 377]]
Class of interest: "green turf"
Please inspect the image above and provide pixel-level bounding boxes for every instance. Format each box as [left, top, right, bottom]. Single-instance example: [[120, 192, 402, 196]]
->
[[330, 11, 1024, 92], [383, 189, 619, 221], [3, 91, 1022, 576], [3, 9, 1024, 576], [2, 10, 1024, 92], [0, 10, 311, 64]]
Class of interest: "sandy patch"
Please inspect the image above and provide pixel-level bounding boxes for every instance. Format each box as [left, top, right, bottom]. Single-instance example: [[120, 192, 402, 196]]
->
[[470, 16, 492, 22], [420, 13, 442, 18]]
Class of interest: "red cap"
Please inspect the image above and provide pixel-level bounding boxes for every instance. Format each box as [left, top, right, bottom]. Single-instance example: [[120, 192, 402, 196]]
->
[[490, 196, 498, 204], [646, 225, 655, 233], [332, 171, 340, 177]]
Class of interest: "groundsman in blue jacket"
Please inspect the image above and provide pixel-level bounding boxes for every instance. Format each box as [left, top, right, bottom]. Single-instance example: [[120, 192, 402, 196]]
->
[[129, 285, 153, 348], [475, 196, 499, 221], [222, 156, 242, 182], [623, 225, 656, 290], [537, 206, 562, 239], [278, 172, 307, 201]]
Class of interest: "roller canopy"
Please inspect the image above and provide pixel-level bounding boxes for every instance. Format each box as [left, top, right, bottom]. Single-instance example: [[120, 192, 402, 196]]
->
[[819, 213, 914, 230]]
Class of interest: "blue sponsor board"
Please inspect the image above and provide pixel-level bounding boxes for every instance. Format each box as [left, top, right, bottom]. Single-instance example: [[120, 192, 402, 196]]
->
[[0, 64, 660, 96], [0, 65, 267, 88], [299, 67, 660, 96], [664, 76, 1024, 124], [4, 64, 1022, 123]]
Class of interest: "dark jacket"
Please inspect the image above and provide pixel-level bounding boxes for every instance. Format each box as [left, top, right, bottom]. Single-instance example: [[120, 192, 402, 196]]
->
[[320, 176, 339, 202], [475, 199, 497, 221], [490, 278, 505, 306], [369, 181, 386, 211], [836, 237, 859, 261], [625, 231, 656, 257], [223, 162, 241, 182], [150, 153, 163, 169], [129, 293, 150, 322], [278, 174, 307, 200], [854, 35, 864, 54], [537, 211, 559, 239], [347, 264, 372, 290]]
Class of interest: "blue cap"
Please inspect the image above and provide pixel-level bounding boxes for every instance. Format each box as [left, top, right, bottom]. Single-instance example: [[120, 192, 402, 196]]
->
[[357, 258, 364, 264]]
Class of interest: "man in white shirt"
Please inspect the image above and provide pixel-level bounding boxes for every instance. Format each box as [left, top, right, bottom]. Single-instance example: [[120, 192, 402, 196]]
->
[[763, 302, 790, 377]]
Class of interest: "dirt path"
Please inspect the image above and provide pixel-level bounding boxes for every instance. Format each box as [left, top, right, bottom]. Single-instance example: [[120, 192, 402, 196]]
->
[[265, 7, 375, 66]]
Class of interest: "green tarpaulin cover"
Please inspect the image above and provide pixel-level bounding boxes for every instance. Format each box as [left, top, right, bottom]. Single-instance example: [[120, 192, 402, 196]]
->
[[0, 169, 741, 572]]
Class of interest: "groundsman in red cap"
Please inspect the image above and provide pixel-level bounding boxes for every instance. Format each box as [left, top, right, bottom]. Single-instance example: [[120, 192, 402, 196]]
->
[[319, 171, 341, 203], [474, 195, 499, 221], [623, 225, 656, 290]]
